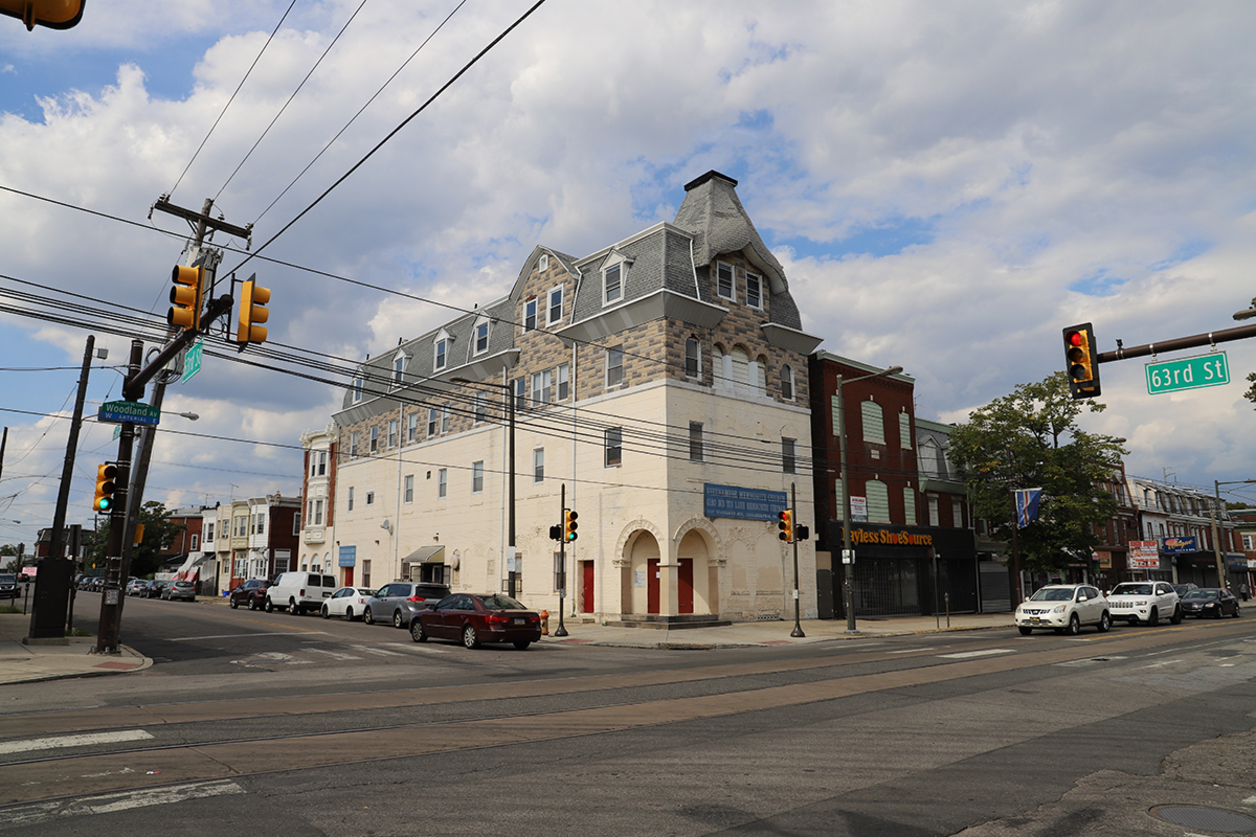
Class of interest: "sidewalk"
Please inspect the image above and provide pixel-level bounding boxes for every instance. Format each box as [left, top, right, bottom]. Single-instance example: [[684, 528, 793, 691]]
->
[[0, 599, 1009, 685]]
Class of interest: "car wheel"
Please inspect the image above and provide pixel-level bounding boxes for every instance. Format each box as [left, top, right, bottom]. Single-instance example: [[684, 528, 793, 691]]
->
[[410, 619, 427, 643], [1065, 613, 1081, 636], [290, 599, 301, 615], [364, 607, 374, 625], [1018, 626, 1033, 636], [393, 610, 404, 629], [1214, 606, 1223, 619], [229, 597, 238, 609], [1097, 611, 1111, 633], [1147, 607, 1159, 626], [264, 598, 274, 613], [321, 605, 330, 619], [1234, 604, 1241, 619], [345, 607, 354, 621], [249, 597, 260, 611], [462, 624, 480, 649], [513, 640, 531, 650], [1170, 606, 1183, 625]]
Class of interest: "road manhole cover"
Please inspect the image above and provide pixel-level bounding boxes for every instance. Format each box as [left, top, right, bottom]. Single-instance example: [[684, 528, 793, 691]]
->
[[1149, 805, 1256, 833]]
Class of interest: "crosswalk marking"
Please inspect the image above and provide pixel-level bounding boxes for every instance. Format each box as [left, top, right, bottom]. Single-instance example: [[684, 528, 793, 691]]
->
[[382, 642, 450, 654], [0, 780, 244, 827], [0, 730, 153, 756], [305, 648, 360, 660], [349, 644, 405, 657], [937, 649, 1014, 659]]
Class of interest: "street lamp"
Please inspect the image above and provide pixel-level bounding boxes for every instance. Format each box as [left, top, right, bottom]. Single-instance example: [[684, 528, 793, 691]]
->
[[452, 377, 516, 597], [836, 364, 903, 634]]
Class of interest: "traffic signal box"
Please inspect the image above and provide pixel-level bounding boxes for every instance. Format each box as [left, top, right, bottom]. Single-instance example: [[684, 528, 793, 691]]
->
[[168, 265, 204, 332], [237, 277, 271, 345], [564, 509, 579, 542], [549, 524, 562, 541], [1063, 323, 1101, 399], [778, 509, 793, 543], [93, 463, 117, 513]]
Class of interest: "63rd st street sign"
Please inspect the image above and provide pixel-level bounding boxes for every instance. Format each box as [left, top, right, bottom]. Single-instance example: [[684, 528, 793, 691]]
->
[[1145, 352, 1229, 395]]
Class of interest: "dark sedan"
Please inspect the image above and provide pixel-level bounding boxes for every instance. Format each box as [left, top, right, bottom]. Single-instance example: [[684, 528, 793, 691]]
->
[[1180, 588, 1241, 619], [144, 579, 169, 598], [229, 579, 272, 611], [409, 593, 542, 649]]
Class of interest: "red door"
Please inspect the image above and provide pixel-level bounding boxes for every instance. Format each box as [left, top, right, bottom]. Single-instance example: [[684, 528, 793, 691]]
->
[[647, 558, 660, 614], [581, 562, 594, 613], [679, 559, 693, 614], [344, 567, 354, 586]]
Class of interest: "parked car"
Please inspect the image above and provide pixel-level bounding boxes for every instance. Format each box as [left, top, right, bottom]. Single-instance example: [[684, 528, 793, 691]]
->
[[265, 571, 337, 614], [409, 593, 542, 649], [162, 580, 197, 602], [1180, 588, 1241, 619], [1105, 581, 1182, 626], [364, 581, 451, 628], [125, 578, 148, 596], [321, 587, 377, 620], [0, 573, 18, 601], [229, 579, 272, 610], [145, 579, 169, 598], [1172, 582, 1199, 598], [89, 576, 105, 592], [1015, 584, 1111, 636]]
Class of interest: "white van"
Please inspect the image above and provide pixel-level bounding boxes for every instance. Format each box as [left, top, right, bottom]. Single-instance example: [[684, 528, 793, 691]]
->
[[265, 572, 337, 615]]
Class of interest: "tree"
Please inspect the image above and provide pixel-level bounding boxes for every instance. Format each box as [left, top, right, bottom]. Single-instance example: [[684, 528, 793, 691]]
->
[[87, 501, 185, 578], [948, 372, 1127, 573]]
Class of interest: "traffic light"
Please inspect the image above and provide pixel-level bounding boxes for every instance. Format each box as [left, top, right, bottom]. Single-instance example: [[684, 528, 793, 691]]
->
[[795, 524, 810, 541], [168, 265, 204, 332], [93, 463, 117, 513], [0, 0, 85, 31], [564, 509, 578, 542], [237, 276, 271, 344], [778, 509, 793, 543], [1063, 323, 1101, 399], [548, 524, 562, 541]]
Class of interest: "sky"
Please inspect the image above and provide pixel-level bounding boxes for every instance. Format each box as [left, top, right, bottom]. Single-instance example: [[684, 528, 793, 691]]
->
[[2, 0, 1255, 553]]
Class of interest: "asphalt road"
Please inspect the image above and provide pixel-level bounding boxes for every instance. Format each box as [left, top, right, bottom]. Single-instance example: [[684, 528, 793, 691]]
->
[[0, 600, 1253, 836]]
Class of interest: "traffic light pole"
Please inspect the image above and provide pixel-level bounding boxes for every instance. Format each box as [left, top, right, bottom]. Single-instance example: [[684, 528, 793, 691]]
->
[[790, 482, 804, 638], [1096, 322, 1256, 364], [555, 483, 568, 637]]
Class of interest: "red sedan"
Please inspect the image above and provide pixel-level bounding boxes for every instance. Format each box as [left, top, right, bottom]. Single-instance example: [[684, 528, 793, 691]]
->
[[409, 593, 542, 649]]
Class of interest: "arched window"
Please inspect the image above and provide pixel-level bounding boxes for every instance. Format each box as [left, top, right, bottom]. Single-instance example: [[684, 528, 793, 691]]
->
[[731, 348, 750, 392], [865, 480, 890, 523], [861, 399, 885, 444], [780, 364, 794, 400], [752, 354, 767, 395], [902, 487, 916, 524]]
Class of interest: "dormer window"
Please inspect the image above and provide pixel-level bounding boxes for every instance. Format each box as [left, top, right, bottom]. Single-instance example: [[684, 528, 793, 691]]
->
[[746, 272, 763, 309], [474, 319, 490, 355], [392, 351, 407, 386], [604, 263, 622, 304], [352, 375, 363, 402], [716, 262, 735, 302], [547, 286, 563, 326], [432, 329, 451, 372], [538, 253, 549, 272]]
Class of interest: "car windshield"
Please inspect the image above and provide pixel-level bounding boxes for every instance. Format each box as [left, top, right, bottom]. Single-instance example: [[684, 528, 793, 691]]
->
[[1183, 590, 1218, 600], [478, 594, 527, 610], [1110, 584, 1153, 596], [0, 574, 16, 583], [1029, 588, 1075, 602]]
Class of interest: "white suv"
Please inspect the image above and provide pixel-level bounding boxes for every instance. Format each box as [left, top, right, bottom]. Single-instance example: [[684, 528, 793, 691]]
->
[[1105, 581, 1182, 626], [265, 572, 337, 615], [1015, 584, 1111, 636]]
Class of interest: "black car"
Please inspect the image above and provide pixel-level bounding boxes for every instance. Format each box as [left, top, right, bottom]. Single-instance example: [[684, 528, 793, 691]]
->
[[144, 579, 169, 598], [1180, 588, 1241, 619], [229, 579, 272, 611]]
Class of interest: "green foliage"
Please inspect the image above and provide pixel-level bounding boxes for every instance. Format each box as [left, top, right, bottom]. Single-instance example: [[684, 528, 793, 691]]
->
[[87, 501, 186, 578], [948, 372, 1127, 572]]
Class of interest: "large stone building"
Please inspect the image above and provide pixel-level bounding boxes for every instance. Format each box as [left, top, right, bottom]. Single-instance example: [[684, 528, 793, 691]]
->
[[331, 171, 822, 624]]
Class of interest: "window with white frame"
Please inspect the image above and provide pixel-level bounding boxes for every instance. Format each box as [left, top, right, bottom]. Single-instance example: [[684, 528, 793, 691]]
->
[[689, 422, 703, 461], [292, 514, 300, 535], [427, 407, 438, 437], [927, 496, 939, 526], [472, 461, 484, 494], [317, 451, 327, 475], [547, 286, 563, 326], [716, 262, 735, 301], [350, 432, 359, 458], [407, 412, 418, 443], [557, 363, 570, 401], [474, 391, 487, 423], [352, 376, 363, 402], [393, 354, 406, 385], [474, 320, 489, 354], [605, 427, 622, 467], [782, 437, 796, 474], [433, 337, 448, 371], [685, 338, 701, 378], [440, 403, 450, 434], [370, 426, 379, 453], [952, 497, 963, 528], [531, 369, 552, 406], [606, 346, 623, 387], [862, 399, 885, 444], [524, 299, 537, 332], [514, 378, 527, 411], [388, 419, 398, 448], [205, 522, 214, 544], [780, 364, 794, 400], [313, 499, 324, 526], [746, 272, 763, 309], [404, 475, 414, 504], [191, 533, 199, 551], [438, 468, 447, 499], [604, 263, 622, 304], [533, 448, 544, 483], [538, 253, 549, 272]]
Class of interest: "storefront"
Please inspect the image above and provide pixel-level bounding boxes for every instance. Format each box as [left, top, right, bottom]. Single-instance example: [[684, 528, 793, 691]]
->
[[829, 522, 979, 617]]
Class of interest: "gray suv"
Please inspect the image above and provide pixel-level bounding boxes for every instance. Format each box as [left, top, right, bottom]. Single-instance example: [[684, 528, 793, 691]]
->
[[0, 573, 18, 601], [364, 582, 451, 628]]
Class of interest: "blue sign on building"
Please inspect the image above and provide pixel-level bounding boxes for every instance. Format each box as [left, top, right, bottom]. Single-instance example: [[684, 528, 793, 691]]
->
[[338, 545, 357, 568], [704, 484, 788, 522], [1161, 536, 1199, 554]]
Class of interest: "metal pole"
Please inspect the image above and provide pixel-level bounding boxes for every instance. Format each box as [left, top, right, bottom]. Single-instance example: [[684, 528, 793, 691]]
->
[[555, 482, 568, 636], [508, 381, 516, 599], [838, 375, 857, 634], [790, 481, 804, 637], [1211, 480, 1227, 589]]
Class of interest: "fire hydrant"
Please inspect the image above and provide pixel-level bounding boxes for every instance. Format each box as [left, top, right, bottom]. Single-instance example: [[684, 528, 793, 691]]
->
[[540, 610, 550, 635]]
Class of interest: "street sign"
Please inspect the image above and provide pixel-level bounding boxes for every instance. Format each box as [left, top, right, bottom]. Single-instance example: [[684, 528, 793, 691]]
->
[[181, 339, 203, 384], [97, 400, 161, 426], [1145, 352, 1229, 395]]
